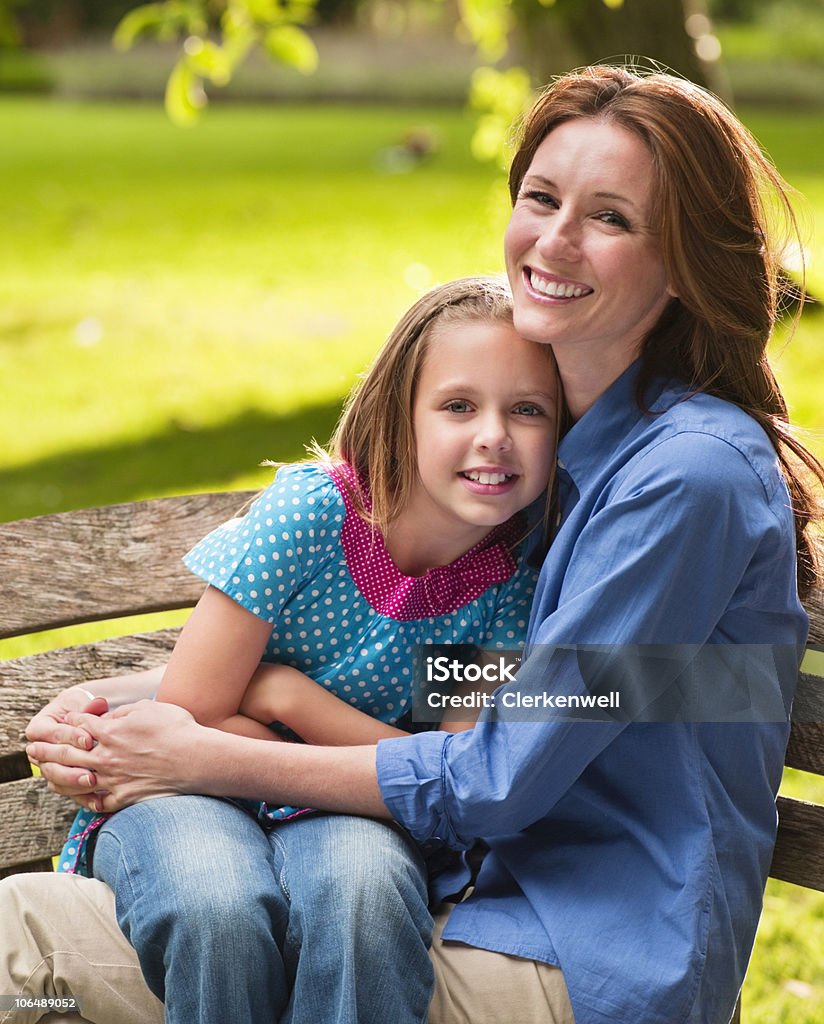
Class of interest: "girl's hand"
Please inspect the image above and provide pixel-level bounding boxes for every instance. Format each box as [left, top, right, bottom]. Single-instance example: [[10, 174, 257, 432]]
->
[[25, 687, 109, 756], [27, 700, 205, 813]]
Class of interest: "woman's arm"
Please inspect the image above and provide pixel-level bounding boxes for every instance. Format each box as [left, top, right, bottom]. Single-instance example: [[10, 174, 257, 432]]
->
[[28, 701, 389, 818]]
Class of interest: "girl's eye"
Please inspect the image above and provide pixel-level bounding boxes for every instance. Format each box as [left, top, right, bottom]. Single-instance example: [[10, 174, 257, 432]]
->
[[513, 403, 544, 417], [444, 400, 472, 413], [597, 210, 630, 229]]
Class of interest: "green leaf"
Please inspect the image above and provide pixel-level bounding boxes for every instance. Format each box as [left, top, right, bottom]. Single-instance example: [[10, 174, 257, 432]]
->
[[221, 7, 256, 63], [184, 37, 233, 86], [113, 1, 209, 51], [471, 113, 509, 163], [244, 0, 280, 22], [263, 25, 318, 75], [469, 65, 532, 167], [164, 59, 207, 125], [457, 0, 512, 63], [113, 3, 168, 50]]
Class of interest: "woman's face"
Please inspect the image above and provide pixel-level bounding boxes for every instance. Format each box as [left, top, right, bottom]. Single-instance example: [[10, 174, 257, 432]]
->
[[504, 117, 676, 379]]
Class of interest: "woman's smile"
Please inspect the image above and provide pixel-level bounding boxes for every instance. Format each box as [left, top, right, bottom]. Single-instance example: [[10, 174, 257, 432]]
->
[[525, 268, 593, 301]]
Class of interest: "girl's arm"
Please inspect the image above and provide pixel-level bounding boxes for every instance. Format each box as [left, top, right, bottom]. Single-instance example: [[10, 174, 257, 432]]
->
[[241, 663, 477, 743], [70, 668, 165, 708], [155, 585, 279, 742], [239, 663, 409, 745]]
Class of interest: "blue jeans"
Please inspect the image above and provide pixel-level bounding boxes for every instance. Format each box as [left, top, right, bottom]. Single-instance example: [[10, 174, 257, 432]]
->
[[92, 797, 434, 1024]]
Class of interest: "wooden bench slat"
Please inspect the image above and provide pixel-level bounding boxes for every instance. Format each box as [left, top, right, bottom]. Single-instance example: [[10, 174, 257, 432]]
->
[[0, 629, 180, 760], [806, 587, 823, 643], [0, 858, 53, 881], [770, 795, 824, 891], [0, 777, 78, 872], [784, 671, 824, 775], [0, 491, 255, 639]]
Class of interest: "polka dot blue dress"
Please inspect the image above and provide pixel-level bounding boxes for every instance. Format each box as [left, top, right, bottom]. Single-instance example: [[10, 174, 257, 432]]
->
[[57, 462, 538, 874]]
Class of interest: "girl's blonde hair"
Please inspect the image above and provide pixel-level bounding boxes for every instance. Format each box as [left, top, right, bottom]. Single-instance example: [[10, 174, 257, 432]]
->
[[509, 64, 823, 594], [315, 275, 555, 531]]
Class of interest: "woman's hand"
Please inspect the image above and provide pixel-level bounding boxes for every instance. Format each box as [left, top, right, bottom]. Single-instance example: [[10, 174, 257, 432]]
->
[[27, 700, 206, 813]]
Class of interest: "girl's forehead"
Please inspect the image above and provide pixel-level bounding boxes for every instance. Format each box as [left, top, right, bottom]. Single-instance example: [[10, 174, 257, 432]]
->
[[420, 319, 556, 383]]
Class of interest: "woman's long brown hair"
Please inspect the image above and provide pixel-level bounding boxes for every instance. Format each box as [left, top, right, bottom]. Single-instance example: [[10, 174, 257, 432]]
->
[[509, 65, 823, 596]]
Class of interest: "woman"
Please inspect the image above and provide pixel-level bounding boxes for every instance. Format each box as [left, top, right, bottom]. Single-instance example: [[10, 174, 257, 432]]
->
[[12, 65, 823, 1024]]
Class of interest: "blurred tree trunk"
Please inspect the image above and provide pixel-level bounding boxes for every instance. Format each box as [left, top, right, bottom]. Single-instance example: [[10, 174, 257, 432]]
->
[[515, 0, 732, 105], [17, 1, 84, 47]]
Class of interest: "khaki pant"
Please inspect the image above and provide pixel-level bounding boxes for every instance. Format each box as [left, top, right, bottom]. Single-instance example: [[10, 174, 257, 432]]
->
[[428, 901, 574, 1024], [0, 873, 573, 1024]]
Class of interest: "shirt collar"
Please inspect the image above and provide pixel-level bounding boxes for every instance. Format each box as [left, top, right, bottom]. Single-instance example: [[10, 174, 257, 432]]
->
[[556, 359, 670, 486]]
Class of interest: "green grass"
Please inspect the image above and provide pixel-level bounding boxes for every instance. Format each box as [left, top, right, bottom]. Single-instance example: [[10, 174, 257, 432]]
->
[[716, 7, 824, 107], [1, 97, 824, 1021], [1, 99, 821, 522], [718, 6, 824, 68], [0, 98, 509, 520]]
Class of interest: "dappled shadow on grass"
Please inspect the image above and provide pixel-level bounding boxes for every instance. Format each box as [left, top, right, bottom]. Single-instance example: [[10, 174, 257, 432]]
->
[[0, 399, 344, 523]]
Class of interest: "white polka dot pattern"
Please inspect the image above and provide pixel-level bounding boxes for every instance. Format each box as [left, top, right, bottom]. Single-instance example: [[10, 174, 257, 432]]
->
[[56, 462, 537, 874], [183, 463, 536, 726]]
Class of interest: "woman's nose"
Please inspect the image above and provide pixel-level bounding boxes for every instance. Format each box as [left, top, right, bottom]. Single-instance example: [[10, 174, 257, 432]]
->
[[536, 213, 580, 262]]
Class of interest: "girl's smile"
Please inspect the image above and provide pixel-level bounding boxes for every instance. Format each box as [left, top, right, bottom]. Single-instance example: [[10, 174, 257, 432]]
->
[[459, 468, 518, 492]]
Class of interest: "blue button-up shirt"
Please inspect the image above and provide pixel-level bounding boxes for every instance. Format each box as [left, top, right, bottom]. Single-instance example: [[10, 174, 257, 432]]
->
[[376, 362, 807, 1024]]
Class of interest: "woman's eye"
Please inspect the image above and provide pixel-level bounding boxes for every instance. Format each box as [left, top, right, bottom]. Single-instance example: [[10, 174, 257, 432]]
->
[[522, 190, 559, 209], [597, 210, 630, 229], [445, 400, 472, 413]]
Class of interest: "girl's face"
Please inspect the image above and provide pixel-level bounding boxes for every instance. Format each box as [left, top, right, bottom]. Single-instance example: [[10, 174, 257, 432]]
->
[[406, 319, 557, 548], [504, 118, 676, 381]]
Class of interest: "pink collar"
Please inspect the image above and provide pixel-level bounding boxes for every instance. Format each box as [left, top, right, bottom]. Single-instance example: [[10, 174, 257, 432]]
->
[[325, 462, 522, 621]]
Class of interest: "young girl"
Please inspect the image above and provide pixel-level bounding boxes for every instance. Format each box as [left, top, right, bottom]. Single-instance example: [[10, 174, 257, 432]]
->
[[57, 274, 558, 870]]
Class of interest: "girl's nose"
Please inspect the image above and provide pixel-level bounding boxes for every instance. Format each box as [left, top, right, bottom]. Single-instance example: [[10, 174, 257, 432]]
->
[[475, 415, 513, 452]]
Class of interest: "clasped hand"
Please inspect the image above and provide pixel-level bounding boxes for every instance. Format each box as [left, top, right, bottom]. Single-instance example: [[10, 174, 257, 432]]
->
[[26, 695, 201, 813]]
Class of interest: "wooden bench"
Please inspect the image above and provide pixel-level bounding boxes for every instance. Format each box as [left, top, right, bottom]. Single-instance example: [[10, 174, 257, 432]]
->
[[1, 494, 823, 1022]]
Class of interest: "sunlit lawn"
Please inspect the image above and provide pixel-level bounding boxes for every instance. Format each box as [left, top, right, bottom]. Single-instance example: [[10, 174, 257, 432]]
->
[[0, 100, 821, 521], [0, 98, 510, 520], [1, 96, 823, 1022]]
